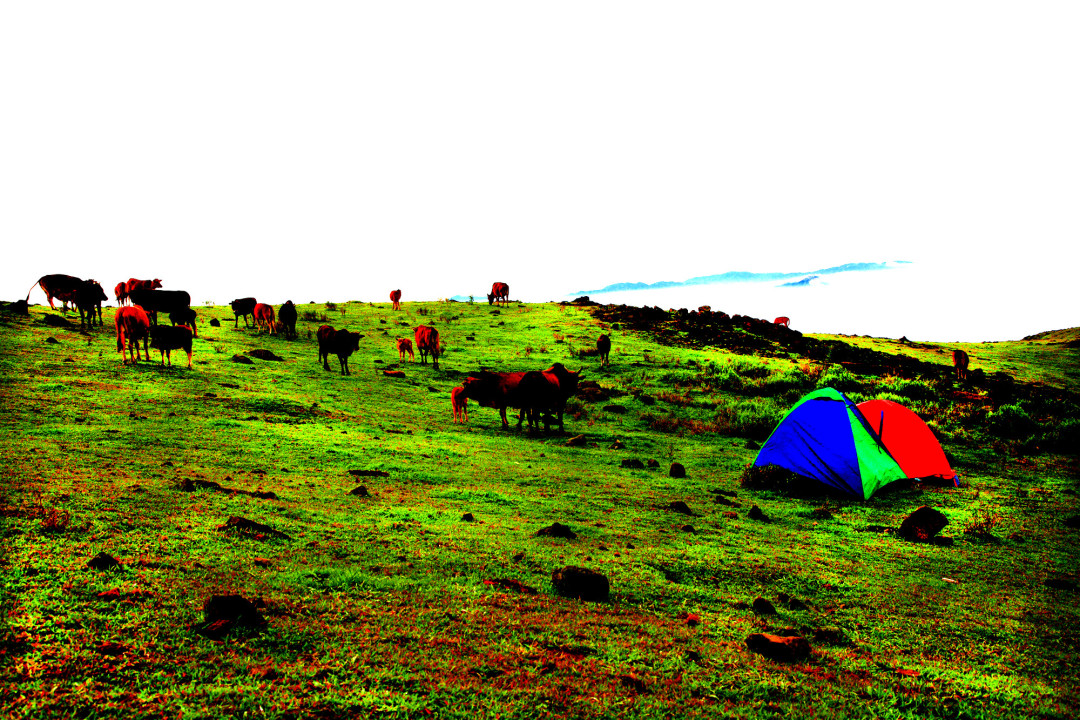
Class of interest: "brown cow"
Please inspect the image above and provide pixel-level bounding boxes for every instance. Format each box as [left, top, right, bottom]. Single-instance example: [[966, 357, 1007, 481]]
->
[[397, 337, 414, 361], [487, 282, 510, 306], [115, 305, 151, 364], [390, 289, 402, 311], [451, 386, 469, 423], [774, 317, 790, 328], [125, 278, 163, 297], [75, 280, 108, 330], [317, 324, 361, 374], [953, 349, 970, 381], [114, 282, 129, 306], [461, 370, 529, 429], [26, 274, 83, 310], [596, 334, 611, 366], [414, 325, 440, 369], [253, 303, 275, 334], [149, 325, 194, 369]]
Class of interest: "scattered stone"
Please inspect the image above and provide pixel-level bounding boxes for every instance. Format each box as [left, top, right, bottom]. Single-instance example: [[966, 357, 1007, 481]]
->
[[535, 522, 577, 540], [209, 318, 221, 327], [713, 495, 740, 508], [610, 440, 626, 450], [86, 552, 122, 571], [246, 349, 284, 362], [552, 566, 610, 602], [231, 354, 254, 364], [620, 458, 645, 469], [748, 505, 770, 522], [6, 299, 29, 316], [43, 315, 72, 328], [745, 633, 811, 662], [745, 440, 761, 451], [897, 505, 949, 542], [253, 558, 272, 568], [778, 592, 809, 611], [348, 485, 370, 497], [810, 507, 834, 520], [565, 434, 588, 447], [668, 501, 694, 516], [603, 404, 628, 414], [93, 641, 128, 657], [462, 513, 475, 522], [45, 337, 59, 344], [752, 597, 777, 615], [619, 674, 647, 692], [1044, 578, 1078, 592], [680, 524, 695, 533], [812, 627, 850, 646], [217, 516, 290, 540], [646, 459, 660, 468], [349, 469, 390, 477], [669, 463, 686, 478], [198, 594, 266, 639], [636, 394, 656, 405], [383, 370, 406, 378], [1064, 515, 1080, 529]]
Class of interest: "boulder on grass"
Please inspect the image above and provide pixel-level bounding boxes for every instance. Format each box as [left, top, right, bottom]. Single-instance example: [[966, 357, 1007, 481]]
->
[[898, 505, 948, 542], [745, 633, 811, 662], [552, 566, 609, 602]]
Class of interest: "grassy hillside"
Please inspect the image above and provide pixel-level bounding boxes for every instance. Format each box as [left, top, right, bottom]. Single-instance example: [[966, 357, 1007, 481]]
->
[[1, 300, 1078, 719]]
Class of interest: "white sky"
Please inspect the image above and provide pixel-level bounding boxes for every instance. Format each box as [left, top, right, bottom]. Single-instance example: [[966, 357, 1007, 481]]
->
[[2, 3, 1078, 318]]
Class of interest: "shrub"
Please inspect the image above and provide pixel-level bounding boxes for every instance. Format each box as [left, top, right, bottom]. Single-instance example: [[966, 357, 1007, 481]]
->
[[758, 367, 816, 396], [961, 509, 1004, 536], [1035, 418, 1080, 455], [817, 366, 862, 392], [879, 376, 936, 401], [39, 507, 72, 533], [713, 399, 784, 439], [300, 311, 328, 323], [987, 403, 1037, 439]]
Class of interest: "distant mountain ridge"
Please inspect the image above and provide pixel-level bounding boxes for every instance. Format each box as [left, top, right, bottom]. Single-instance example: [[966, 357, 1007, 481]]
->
[[575, 261, 907, 295]]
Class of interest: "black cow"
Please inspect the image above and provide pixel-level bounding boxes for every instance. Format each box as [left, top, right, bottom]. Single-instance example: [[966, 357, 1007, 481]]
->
[[169, 307, 198, 338], [317, 325, 362, 375], [596, 334, 611, 366], [278, 300, 297, 339], [518, 363, 583, 431], [230, 297, 258, 328], [74, 280, 108, 330], [129, 288, 191, 326], [461, 370, 530, 429], [149, 325, 194, 369]]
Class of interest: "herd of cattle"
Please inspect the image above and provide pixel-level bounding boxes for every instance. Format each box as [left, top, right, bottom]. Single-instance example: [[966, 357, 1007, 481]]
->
[[26, 275, 592, 431]]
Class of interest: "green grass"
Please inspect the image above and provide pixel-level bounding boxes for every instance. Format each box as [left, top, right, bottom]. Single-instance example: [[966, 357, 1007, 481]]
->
[[1, 300, 1078, 719]]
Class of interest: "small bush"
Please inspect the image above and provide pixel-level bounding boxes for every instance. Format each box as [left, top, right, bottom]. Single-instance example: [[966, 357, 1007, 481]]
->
[[961, 509, 1004, 536], [300, 311, 328, 323], [713, 399, 784, 439], [880, 376, 936, 401], [987, 403, 1037, 439], [758, 367, 816, 396], [1035, 418, 1080, 455], [817, 366, 862, 392], [39, 507, 72, 533]]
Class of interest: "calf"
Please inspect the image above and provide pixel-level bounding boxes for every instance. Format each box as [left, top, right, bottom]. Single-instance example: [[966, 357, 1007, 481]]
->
[[149, 325, 194, 369], [596, 334, 611, 366], [953, 349, 970, 381], [231, 297, 258, 328], [451, 386, 469, 423], [278, 300, 298, 339], [115, 306, 151, 364], [114, 282, 129, 306], [397, 337, 414, 361], [317, 325, 362, 375], [414, 325, 440, 369], [169, 307, 198, 338], [253, 303, 275, 334], [390, 289, 402, 310]]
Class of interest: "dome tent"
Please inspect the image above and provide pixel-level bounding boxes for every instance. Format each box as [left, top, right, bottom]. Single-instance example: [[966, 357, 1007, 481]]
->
[[856, 398, 957, 485], [753, 388, 932, 499]]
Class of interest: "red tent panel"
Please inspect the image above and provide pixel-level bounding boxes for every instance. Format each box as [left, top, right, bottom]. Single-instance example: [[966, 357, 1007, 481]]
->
[[857, 399, 957, 482]]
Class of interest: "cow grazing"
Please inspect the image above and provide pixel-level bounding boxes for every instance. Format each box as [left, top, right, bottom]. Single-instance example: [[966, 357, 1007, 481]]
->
[[317, 324, 361, 374], [451, 386, 469, 423], [75, 280, 108, 330], [774, 317, 791, 328], [149, 325, 194, 369], [519, 363, 583, 432], [278, 301, 298, 339], [169, 307, 198, 338], [397, 337, 414, 361], [414, 325, 440, 369], [953, 349, 970, 381], [390, 289, 402, 310], [596, 334, 611, 366], [231, 297, 258, 328], [253, 303, 275, 334], [115, 306, 151, 364], [26, 274, 83, 310], [487, 282, 510, 306], [128, 288, 192, 326]]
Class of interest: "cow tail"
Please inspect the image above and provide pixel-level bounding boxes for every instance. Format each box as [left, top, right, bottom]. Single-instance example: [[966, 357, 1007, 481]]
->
[[26, 278, 43, 303]]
